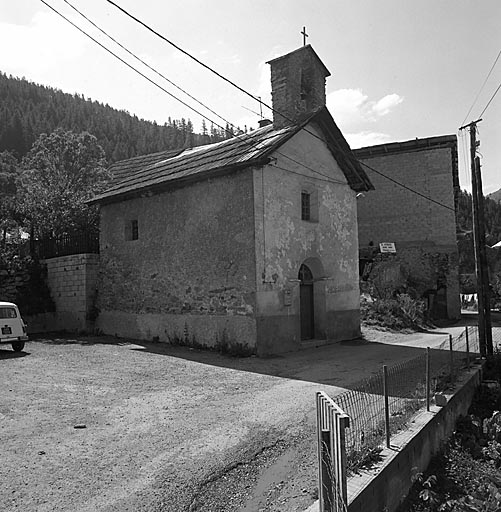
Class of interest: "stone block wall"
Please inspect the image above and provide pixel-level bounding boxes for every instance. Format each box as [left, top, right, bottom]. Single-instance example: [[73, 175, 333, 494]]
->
[[0, 257, 55, 331], [355, 143, 458, 247], [354, 136, 461, 319], [43, 253, 99, 332]]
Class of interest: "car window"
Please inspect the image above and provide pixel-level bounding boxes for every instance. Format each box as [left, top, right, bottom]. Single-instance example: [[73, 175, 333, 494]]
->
[[0, 307, 17, 319]]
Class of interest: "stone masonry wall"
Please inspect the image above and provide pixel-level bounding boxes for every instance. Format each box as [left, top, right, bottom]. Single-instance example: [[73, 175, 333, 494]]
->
[[269, 47, 328, 129], [96, 170, 257, 351]]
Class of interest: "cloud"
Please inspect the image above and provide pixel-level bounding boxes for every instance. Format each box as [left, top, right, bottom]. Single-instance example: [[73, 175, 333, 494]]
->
[[326, 88, 403, 127], [371, 94, 404, 116], [0, 11, 87, 78], [345, 131, 394, 149]]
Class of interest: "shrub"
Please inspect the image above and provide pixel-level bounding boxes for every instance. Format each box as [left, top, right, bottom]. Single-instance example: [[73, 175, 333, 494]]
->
[[361, 293, 426, 330]]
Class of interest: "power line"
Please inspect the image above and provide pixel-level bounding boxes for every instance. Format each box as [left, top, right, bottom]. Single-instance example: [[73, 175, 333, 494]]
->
[[479, 80, 501, 118], [39, 1, 279, 183], [356, 159, 455, 212], [47, 0, 456, 212], [41, 0, 347, 186], [460, 48, 501, 126], [62, 0, 235, 130], [39, 0, 224, 133], [105, 0, 262, 106], [270, 161, 345, 186], [105, 1, 458, 212]]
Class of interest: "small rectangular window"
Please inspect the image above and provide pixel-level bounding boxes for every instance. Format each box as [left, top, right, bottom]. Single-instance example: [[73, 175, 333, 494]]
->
[[125, 219, 139, 241], [131, 219, 139, 240], [301, 192, 311, 221]]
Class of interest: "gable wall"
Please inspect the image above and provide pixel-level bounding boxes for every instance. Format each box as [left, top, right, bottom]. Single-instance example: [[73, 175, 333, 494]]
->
[[253, 125, 361, 354], [96, 170, 257, 351], [356, 145, 460, 319], [357, 147, 457, 246]]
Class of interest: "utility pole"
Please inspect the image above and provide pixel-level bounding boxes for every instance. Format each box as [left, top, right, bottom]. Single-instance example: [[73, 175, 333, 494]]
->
[[459, 119, 492, 356], [474, 155, 493, 355]]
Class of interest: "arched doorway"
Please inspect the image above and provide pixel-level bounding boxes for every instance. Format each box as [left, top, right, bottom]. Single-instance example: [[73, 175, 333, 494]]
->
[[299, 263, 315, 340]]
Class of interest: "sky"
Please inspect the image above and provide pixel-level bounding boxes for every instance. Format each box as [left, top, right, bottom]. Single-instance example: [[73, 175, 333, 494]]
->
[[1, 0, 500, 193]]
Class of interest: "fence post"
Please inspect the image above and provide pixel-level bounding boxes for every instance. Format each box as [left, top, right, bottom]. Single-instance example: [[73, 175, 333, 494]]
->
[[320, 430, 334, 511], [337, 414, 350, 507], [316, 393, 328, 511], [426, 347, 431, 412], [383, 365, 390, 448], [316, 392, 350, 512], [449, 334, 454, 383], [465, 326, 470, 370]]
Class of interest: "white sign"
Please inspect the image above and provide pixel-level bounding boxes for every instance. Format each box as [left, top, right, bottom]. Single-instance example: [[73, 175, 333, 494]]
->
[[379, 242, 396, 253]]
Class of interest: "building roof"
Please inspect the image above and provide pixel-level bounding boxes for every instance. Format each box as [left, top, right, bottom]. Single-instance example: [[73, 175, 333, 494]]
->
[[107, 148, 184, 187], [353, 135, 457, 158], [90, 107, 373, 205], [353, 134, 459, 196], [266, 44, 331, 78]]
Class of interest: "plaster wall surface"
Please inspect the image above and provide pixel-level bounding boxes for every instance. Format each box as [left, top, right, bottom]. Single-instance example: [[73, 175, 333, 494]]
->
[[253, 124, 361, 354], [356, 146, 460, 319], [97, 170, 257, 350]]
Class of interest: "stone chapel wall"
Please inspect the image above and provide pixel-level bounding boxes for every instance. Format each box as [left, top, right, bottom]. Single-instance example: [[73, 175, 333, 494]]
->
[[96, 169, 257, 352]]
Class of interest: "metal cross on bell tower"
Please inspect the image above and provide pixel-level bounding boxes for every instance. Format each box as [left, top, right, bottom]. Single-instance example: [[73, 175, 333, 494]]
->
[[301, 26, 308, 46]]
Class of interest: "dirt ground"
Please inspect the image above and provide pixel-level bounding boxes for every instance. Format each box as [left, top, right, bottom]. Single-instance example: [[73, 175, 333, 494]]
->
[[0, 320, 484, 512]]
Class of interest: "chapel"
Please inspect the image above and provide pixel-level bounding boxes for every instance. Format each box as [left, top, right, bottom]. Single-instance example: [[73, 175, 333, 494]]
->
[[90, 45, 373, 355]]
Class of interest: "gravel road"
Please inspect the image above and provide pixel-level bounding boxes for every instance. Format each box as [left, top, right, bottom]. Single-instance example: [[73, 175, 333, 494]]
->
[[0, 326, 465, 511]]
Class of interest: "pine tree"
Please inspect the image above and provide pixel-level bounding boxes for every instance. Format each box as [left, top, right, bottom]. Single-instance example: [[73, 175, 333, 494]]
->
[[0, 72, 211, 163]]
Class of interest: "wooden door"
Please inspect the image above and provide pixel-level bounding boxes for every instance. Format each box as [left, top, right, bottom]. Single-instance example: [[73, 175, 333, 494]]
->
[[299, 264, 315, 340]]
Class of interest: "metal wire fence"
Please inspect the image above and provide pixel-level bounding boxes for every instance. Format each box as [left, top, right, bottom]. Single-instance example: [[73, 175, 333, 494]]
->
[[334, 326, 483, 472]]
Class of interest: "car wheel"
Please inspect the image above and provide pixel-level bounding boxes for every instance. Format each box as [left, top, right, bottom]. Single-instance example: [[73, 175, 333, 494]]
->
[[12, 341, 25, 352]]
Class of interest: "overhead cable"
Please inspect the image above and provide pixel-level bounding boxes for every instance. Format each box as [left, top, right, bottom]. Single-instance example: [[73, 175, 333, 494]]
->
[[62, 0, 234, 129], [460, 48, 501, 126], [478, 81, 501, 118], [41, 0, 347, 186], [46, 0, 456, 211], [105, 1, 457, 212]]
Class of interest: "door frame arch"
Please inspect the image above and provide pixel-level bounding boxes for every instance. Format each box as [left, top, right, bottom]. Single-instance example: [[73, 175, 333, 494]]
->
[[298, 257, 327, 340]]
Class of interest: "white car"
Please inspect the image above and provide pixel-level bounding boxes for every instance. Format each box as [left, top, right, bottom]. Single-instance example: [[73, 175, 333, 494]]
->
[[0, 302, 28, 352]]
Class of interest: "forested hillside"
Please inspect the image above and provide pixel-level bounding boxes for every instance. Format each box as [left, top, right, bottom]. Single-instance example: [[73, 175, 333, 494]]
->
[[0, 72, 235, 163], [488, 188, 501, 204], [457, 189, 501, 275], [457, 189, 501, 246]]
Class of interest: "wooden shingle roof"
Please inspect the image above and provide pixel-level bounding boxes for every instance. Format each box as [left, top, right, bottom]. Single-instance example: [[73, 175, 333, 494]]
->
[[90, 107, 373, 205]]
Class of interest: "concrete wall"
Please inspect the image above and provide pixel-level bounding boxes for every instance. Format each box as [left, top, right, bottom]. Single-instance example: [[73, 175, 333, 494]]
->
[[97, 170, 257, 351], [254, 124, 361, 354], [356, 140, 460, 319], [27, 253, 100, 332]]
